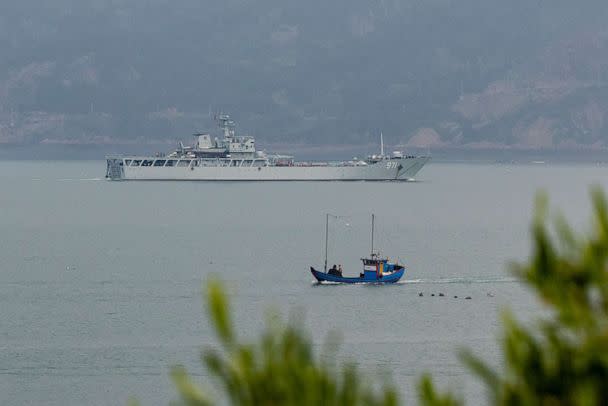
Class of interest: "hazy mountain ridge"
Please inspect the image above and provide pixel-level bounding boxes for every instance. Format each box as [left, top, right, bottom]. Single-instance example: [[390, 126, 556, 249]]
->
[[1, 0, 608, 150]]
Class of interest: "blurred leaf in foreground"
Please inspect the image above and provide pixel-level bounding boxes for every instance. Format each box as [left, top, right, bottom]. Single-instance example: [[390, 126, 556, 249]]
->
[[171, 278, 398, 406], [420, 188, 608, 406]]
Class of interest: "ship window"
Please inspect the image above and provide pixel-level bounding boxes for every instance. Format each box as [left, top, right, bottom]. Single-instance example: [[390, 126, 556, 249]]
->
[[177, 160, 191, 167], [124, 159, 132, 166], [153, 160, 166, 167], [165, 160, 177, 167], [141, 160, 154, 167], [130, 160, 141, 166]]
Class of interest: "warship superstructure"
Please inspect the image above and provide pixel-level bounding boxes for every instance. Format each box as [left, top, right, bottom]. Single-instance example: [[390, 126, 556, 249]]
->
[[106, 115, 429, 181]]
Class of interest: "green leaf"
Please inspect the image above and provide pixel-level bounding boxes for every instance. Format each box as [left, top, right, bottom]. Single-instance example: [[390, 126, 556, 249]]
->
[[205, 278, 234, 347]]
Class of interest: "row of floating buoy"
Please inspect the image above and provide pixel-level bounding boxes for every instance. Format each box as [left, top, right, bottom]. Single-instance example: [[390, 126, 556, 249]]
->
[[419, 292, 472, 299]]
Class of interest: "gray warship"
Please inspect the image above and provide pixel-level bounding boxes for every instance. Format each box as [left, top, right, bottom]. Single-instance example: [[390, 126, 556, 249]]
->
[[106, 115, 429, 181]]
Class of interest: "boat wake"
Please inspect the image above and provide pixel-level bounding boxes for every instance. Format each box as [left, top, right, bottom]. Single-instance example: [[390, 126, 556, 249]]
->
[[398, 277, 518, 285], [53, 178, 103, 182], [312, 277, 518, 286], [311, 280, 343, 285]]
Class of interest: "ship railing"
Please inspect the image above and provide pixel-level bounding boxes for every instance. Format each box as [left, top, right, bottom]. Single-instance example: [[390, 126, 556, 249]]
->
[[292, 160, 365, 167]]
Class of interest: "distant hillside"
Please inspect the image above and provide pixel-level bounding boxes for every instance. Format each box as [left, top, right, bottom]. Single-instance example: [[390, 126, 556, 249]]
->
[[1, 0, 608, 150]]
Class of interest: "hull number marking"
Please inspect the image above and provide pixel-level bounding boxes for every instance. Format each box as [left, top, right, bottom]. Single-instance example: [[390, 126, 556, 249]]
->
[[386, 162, 398, 169]]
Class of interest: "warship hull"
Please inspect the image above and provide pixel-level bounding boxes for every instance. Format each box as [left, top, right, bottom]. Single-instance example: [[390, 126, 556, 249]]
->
[[106, 156, 429, 181], [105, 114, 430, 181]]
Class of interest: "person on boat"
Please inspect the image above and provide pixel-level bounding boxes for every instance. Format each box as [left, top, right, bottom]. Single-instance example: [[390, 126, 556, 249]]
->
[[329, 264, 339, 276], [338, 264, 343, 276]]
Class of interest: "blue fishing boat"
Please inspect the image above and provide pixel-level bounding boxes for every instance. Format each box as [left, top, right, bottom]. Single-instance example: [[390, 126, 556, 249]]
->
[[310, 214, 405, 284]]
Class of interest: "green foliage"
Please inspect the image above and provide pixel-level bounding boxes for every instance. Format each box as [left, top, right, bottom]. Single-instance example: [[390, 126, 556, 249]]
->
[[170, 278, 399, 406], [421, 187, 608, 406], [418, 374, 462, 406]]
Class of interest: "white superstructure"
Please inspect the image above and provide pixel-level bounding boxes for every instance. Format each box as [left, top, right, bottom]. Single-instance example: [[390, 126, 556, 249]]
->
[[106, 114, 429, 181]]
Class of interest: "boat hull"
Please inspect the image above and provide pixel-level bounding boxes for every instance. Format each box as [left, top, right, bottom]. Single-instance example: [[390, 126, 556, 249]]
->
[[106, 156, 429, 181], [310, 267, 404, 284]]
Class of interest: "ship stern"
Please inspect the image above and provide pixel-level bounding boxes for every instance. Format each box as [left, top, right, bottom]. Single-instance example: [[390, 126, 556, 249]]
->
[[105, 157, 125, 180]]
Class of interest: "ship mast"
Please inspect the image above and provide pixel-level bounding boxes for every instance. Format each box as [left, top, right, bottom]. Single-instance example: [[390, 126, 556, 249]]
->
[[217, 114, 236, 139], [324, 213, 329, 272], [380, 133, 384, 158], [371, 213, 375, 257]]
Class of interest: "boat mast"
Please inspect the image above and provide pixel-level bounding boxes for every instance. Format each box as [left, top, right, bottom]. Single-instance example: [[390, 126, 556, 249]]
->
[[380, 133, 384, 158], [324, 213, 329, 272], [371, 214, 375, 257]]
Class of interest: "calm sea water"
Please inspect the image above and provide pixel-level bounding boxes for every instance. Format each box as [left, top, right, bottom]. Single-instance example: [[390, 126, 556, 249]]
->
[[1, 160, 607, 405]]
